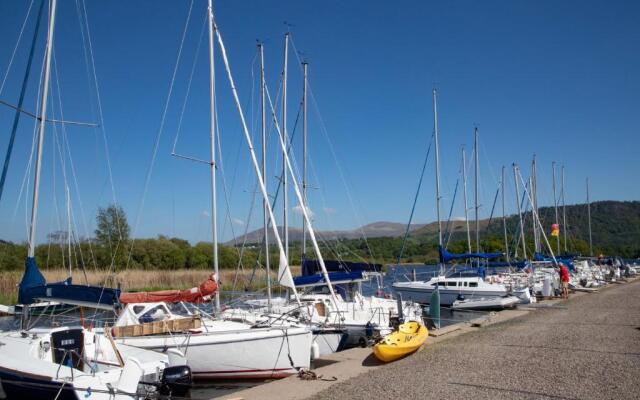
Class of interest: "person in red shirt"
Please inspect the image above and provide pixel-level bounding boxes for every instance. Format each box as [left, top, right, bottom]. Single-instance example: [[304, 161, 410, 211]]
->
[[558, 263, 570, 299]]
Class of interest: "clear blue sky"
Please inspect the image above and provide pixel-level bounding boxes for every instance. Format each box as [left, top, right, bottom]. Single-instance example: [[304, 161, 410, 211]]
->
[[0, 0, 638, 245]]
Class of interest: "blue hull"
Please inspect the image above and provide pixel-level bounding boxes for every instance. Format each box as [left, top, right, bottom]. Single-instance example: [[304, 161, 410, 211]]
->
[[0, 368, 79, 400]]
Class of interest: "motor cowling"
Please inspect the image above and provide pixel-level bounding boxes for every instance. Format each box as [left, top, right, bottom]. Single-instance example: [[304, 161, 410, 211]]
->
[[159, 365, 192, 397]]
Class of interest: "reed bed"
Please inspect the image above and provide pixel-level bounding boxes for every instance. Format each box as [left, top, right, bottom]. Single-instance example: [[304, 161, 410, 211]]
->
[[0, 266, 301, 305]]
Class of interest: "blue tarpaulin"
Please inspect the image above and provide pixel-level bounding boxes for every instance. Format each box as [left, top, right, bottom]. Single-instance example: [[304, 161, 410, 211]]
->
[[293, 271, 366, 288], [439, 246, 504, 264], [18, 257, 120, 308]]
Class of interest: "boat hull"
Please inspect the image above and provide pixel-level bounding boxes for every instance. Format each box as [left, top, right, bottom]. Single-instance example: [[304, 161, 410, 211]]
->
[[115, 326, 312, 380], [392, 284, 507, 305], [0, 367, 79, 400]]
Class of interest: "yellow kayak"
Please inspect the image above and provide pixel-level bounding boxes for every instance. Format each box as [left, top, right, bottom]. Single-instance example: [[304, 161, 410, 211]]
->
[[373, 321, 428, 362]]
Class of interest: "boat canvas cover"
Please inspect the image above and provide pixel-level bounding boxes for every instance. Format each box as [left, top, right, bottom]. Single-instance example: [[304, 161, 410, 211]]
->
[[119, 274, 218, 304], [294, 271, 365, 288], [439, 246, 503, 264], [301, 259, 382, 276], [18, 257, 120, 307]]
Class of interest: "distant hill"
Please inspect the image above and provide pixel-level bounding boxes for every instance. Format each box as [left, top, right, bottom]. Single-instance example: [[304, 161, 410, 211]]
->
[[225, 221, 425, 245], [227, 200, 640, 258]]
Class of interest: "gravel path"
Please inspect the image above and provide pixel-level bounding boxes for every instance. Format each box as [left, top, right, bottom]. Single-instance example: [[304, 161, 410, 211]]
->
[[310, 281, 640, 400]]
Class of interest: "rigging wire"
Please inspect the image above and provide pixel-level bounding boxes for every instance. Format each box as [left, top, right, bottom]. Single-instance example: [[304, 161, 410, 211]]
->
[[0, 0, 35, 96], [124, 0, 195, 268], [396, 133, 434, 266]]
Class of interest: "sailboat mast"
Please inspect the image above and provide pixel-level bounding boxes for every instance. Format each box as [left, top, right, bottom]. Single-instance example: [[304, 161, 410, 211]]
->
[[552, 161, 560, 254], [561, 165, 567, 253], [258, 43, 271, 308], [432, 89, 442, 250], [586, 177, 593, 256], [206, 0, 220, 310], [513, 163, 527, 260], [461, 147, 471, 253], [531, 155, 540, 253], [474, 127, 480, 255], [501, 165, 509, 263], [0, 0, 46, 203], [28, 0, 57, 258], [301, 61, 308, 262], [282, 33, 289, 264]]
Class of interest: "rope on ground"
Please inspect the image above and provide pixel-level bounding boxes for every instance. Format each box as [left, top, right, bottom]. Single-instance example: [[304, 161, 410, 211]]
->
[[298, 368, 337, 382]]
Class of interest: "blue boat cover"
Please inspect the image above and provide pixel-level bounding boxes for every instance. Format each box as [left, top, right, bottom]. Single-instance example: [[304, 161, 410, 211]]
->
[[301, 259, 382, 276], [533, 252, 574, 270], [18, 257, 120, 307], [439, 246, 503, 264], [294, 271, 365, 287]]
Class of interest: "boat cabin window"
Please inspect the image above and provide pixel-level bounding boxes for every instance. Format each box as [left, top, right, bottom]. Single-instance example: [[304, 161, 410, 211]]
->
[[463, 282, 468, 287], [437, 282, 446, 287], [138, 305, 169, 324], [468, 282, 478, 288], [446, 282, 456, 287]]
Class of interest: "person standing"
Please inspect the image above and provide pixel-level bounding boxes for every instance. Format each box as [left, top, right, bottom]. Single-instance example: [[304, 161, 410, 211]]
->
[[559, 263, 570, 299]]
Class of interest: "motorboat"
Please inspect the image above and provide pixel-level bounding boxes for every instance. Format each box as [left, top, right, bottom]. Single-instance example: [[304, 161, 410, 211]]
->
[[392, 275, 511, 306]]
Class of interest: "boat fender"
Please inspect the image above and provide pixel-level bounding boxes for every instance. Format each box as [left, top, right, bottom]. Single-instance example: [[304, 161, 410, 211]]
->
[[311, 341, 320, 360], [365, 322, 374, 338]]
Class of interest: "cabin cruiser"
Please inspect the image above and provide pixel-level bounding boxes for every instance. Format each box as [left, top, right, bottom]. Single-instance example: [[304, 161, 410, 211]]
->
[[392, 273, 529, 306], [108, 302, 312, 380], [0, 325, 191, 399]]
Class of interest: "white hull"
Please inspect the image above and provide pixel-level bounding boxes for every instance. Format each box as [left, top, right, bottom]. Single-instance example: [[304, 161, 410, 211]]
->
[[115, 324, 312, 380], [393, 276, 510, 306], [452, 295, 520, 311]]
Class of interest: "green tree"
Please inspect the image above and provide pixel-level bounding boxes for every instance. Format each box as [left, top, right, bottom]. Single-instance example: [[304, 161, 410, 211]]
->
[[95, 204, 130, 268]]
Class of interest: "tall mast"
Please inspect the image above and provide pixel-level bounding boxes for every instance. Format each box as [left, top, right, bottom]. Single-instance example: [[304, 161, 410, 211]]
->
[[0, 0, 46, 203], [301, 61, 308, 262], [213, 19, 301, 304], [552, 161, 560, 255], [561, 165, 567, 253], [474, 127, 480, 255], [432, 89, 442, 251], [501, 165, 509, 263], [461, 147, 471, 253], [586, 177, 593, 256], [531, 155, 540, 253], [513, 163, 527, 260], [206, 0, 220, 310], [28, 0, 58, 258], [258, 43, 271, 308], [282, 33, 289, 264]]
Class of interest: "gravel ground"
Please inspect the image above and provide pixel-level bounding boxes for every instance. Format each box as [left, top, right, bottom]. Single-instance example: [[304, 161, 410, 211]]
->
[[311, 281, 640, 400]]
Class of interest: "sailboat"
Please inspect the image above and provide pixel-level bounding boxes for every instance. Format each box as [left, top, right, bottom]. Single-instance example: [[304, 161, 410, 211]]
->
[[106, 2, 313, 380], [0, 1, 191, 397], [223, 40, 423, 351], [392, 93, 525, 308]]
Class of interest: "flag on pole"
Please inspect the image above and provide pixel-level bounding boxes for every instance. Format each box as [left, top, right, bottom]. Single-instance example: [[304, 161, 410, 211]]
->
[[551, 223, 560, 237]]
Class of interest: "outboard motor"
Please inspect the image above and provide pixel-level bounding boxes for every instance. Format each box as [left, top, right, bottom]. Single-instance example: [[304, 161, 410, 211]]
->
[[159, 365, 192, 398]]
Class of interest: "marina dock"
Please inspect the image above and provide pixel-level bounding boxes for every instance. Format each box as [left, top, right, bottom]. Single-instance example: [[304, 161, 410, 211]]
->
[[222, 278, 640, 400]]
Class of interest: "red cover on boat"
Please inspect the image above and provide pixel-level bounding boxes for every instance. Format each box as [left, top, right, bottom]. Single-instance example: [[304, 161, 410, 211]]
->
[[119, 274, 218, 304]]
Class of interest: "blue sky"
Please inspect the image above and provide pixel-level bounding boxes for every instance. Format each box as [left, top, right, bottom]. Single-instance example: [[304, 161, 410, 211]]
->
[[0, 0, 638, 245]]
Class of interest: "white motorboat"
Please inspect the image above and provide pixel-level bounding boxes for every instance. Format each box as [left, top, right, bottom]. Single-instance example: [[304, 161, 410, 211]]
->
[[0, 325, 191, 399], [451, 295, 521, 311], [392, 275, 512, 306], [110, 302, 313, 380]]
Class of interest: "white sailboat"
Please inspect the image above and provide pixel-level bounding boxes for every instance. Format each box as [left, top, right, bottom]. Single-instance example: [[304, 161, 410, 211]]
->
[[0, 1, 191, 397], [106, 2, 313, 380]]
